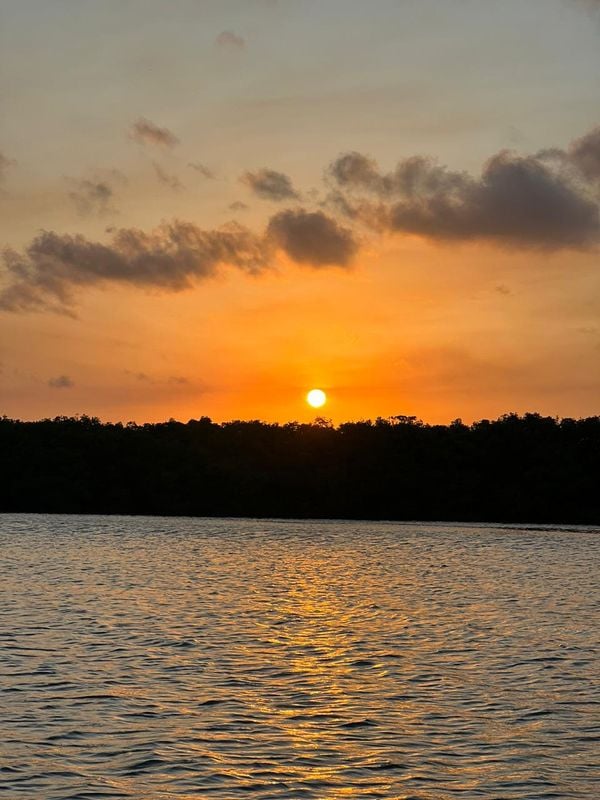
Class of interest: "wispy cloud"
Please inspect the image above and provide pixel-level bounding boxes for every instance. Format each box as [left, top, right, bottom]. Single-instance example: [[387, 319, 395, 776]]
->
[[153, 162, 183, 191], [130, 117, 179, 148], [188, 162, 215, 179], [67, 170, 125, 216], [126, 371, 190, 386], [48, 374, 74, 389], [242, 168, 300, 201]]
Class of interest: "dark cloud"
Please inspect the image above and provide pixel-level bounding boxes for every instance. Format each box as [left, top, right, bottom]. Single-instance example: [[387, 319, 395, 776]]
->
[[188, 162, 215, 179], [48, 375, 74, 389], [130, 118, 179, 148], [229, 200, 249, 211], [1, 207, 356, 313], [216, 30, 245, 49], [328, 152, 382, 192], [327, 129, 600, 250], [0, 221, 270, 314], [330, 152, 472, 200], [8, 130, 596, 315], [153, 162, 183, 191], [267, 209, 358, 266], [242, 168, 300, 201]]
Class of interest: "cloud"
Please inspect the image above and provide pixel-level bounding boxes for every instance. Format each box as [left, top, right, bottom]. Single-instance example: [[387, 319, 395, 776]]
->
[[68, 179, 113, 215], [6, 129, 596, 315], [242, 168, 300, 201], [328, 152, 382, 192], [188, 162, 215, 179], [67, 171, 125, 216], [153, 162, 183, 191], [0, 208, 356, 313], [0, 221, 270, 314], [48, 374, 74, 389], [229, 200, 249, 211], [569, 126, 600, 182], [130, 117, 179, 148], [327, 129, 600, 250], [216, 30, 245, 49], [126, 371, 189, 386], [267, 209, 358, 266], [127, 371, 150, 382]]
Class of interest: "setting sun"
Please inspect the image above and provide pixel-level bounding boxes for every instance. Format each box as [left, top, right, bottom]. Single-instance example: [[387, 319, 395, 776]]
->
[[307, 389, 327, 409]]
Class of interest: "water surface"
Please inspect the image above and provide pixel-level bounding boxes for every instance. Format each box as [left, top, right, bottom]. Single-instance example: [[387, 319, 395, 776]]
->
[[1, 515, 598, 799]]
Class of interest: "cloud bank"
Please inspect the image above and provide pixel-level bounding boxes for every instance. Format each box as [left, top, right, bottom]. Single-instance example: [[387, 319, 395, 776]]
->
[[1, 222, 268, 313], [0, 211, 357, 313], [327, 127, 600, 250], [2, 127, 598, 314]]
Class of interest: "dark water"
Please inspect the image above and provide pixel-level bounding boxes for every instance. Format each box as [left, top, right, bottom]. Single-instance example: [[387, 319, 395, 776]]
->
[[0, 515, 598, 799]]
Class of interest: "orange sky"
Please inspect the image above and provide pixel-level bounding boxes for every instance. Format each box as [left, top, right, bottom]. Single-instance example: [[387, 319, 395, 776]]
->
[[3, 237, 598, 424], [1, 1, 599, 424]]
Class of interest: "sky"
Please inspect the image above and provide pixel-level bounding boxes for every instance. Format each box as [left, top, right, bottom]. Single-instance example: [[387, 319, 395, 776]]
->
[[1, 0, 599, 424]]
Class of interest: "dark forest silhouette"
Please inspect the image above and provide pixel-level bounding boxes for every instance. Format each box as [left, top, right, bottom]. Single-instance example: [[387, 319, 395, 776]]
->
[[1, 412, 599, 523]]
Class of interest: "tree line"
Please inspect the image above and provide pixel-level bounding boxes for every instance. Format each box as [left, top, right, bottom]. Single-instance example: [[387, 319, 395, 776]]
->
[[1, 412, 598, 523]]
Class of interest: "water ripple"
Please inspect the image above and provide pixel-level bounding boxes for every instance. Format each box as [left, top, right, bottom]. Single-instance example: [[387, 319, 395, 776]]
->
[[0, 515, 598, 798]]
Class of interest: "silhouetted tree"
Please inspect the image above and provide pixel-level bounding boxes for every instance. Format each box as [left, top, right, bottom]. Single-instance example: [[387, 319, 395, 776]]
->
[[0, 412, 598, 523]]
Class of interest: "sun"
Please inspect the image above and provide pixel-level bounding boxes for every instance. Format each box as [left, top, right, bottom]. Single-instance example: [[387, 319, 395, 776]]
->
[[307, 388, 327, 408]]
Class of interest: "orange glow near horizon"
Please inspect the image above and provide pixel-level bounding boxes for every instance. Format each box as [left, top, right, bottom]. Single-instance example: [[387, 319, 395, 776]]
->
[[2, 239, 599, 426]]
